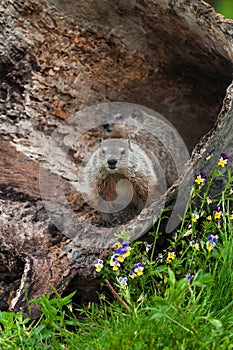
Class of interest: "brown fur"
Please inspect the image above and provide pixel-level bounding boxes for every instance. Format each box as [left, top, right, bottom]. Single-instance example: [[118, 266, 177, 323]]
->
[[81, 138, 159, 226]]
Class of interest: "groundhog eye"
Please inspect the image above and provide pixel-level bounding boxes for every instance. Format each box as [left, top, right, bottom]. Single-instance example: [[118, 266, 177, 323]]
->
[[102, 147, 107, 154], [120, 148, 125, 155]]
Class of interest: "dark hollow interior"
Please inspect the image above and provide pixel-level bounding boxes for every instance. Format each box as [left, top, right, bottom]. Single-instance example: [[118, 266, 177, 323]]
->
[[46, 0, 233, 152]]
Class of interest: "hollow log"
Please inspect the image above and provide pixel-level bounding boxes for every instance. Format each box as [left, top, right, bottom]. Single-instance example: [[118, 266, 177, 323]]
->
[[0, 0, 233, 316]]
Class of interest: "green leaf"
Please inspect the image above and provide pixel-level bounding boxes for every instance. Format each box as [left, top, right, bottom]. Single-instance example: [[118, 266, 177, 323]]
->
[[152, 296, 170, 305], [192, 270, 212, 287], [150, 312, 165, 320], [167, 268, 176, 288], [207, 318, 223, 329], [33, 324, 46, 335]]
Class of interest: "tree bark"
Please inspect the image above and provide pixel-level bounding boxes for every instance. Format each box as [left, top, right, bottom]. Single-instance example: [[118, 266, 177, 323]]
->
[[0, 0, 233, 316]]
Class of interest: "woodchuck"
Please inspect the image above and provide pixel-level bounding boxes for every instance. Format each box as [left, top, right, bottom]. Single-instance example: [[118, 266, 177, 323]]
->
[[80, 138, 163, 226]]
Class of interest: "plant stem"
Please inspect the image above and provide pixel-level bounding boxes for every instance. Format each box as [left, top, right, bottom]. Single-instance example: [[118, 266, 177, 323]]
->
[[104, 279, 131, 311]]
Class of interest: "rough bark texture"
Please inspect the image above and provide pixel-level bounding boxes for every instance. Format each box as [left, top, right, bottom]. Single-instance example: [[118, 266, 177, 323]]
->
[[0, 0, 233, 316]]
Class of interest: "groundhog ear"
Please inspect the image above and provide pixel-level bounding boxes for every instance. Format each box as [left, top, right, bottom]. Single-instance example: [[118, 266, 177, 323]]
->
[[128, 139, 133, 151], [99, 138, 103, 144]]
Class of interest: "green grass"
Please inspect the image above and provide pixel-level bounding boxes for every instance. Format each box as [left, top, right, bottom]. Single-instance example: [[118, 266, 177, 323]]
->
[[1, 153, 233, 349], [207, 0, 233, 19]]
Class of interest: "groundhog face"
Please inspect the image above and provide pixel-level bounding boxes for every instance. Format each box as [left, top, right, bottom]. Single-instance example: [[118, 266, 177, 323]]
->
[[98, 138, 132, 172]]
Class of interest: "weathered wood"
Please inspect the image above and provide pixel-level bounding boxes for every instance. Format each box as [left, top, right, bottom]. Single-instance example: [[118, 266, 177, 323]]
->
[[0, 0, 233, 316]]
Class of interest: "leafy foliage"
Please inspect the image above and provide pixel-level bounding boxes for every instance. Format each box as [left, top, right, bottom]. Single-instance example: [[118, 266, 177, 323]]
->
[[1, 152, 233, 349], [207, 0, 233, 19]]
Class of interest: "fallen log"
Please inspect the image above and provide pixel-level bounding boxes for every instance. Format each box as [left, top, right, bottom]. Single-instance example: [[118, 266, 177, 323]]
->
[[0, 0, 233, 316]]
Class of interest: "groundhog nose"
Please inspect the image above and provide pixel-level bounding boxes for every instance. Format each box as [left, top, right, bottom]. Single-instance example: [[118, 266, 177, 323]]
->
[[107, 158, 117, 169]]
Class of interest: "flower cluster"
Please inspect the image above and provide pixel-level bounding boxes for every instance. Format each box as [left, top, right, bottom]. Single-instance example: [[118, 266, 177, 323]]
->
[[206, 234, 218, 252], [94, 152, 232, 295], [94, 238, 132, 273], [192, 211, 200, 222], [110, 256, 120, 271], [190, 237, 200, 251], [94, 259, 104, 272], [167, 251, 176, 263], [94, 238, 151, 289], [205, 153, 213, 161], [213, 205, 222, 220], [146, 243, 153, 253], [195, 172, 207, 186], [111, 238, 131, 267], [185, 273, 194, 284], [207, 195, 212, 205], [129, 262, 144, 279], [179, 152, 232, 282], [218, 153, 230, 168], [117, 276, 128, 288]]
